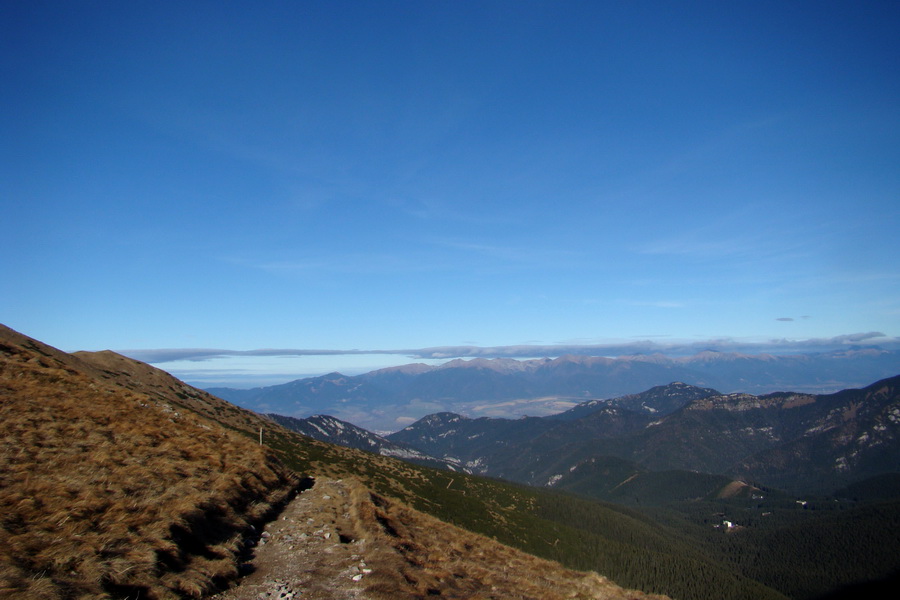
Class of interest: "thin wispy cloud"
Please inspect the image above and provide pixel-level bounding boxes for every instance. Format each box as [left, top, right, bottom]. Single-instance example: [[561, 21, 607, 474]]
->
[[429, 238, 581, 269], [234, 253, 437, 276], [122, 332, 899, 365], [628, 300, 686, 309], [638, 236, 754, 259], [637, 228, 806, 262], [398, 198, 513, 226], [804, 271, 900, 286], [635, 205, 816, 266]]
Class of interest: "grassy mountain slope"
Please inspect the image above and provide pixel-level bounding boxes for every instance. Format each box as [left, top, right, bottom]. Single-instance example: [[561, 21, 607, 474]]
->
[[0, 326, 299, 599], [544, 456, 745, 505], [72, 349, 268, 438], [1, 325, 788, 600], [246, 404, 787, 600]]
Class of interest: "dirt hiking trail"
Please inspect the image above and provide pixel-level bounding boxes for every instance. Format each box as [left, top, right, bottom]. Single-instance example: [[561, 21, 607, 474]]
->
[[210, 478, 667, 600], [210, 479, 365, 600]]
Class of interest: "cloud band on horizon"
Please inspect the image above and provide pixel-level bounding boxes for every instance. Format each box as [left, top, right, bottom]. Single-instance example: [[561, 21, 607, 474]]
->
[[120, 332, 898, 364]]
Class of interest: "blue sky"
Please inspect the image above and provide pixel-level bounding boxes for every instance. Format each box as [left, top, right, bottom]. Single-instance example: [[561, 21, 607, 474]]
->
[[3, 1, 899, 386]]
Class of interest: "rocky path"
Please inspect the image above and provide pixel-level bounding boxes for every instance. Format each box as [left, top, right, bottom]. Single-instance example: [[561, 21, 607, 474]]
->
[[211, 479, 370, 600], [210, 477, 668, 600]]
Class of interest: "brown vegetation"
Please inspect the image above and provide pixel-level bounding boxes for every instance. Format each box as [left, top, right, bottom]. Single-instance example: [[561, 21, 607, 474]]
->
[[346, 482, 667, 600], [0, 326, 299, 599], [72, 349, 271, 438], [214, 478, 667, 600], [0, 324, 672, 600]]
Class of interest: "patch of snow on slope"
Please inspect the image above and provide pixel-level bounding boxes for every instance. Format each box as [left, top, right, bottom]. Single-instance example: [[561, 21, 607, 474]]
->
[[309, 421, 329, 437], [381, 448, 428, 460]]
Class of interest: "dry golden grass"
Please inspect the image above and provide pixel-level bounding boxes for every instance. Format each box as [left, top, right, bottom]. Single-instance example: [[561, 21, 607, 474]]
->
[[72, 350, 269, 438], [1, 324, 670, 600], [337, 482, 668, 600], [0, 326, 299, 599]]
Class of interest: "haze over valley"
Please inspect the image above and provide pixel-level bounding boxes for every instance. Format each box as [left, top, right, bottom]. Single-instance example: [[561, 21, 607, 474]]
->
[[206, 347, 900, 432]]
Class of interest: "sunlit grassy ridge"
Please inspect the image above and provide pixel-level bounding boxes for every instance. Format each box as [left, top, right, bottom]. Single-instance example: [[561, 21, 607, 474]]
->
[[258, 416, 787, 600], [0, 325, 786, 600], [0, 327, 298, 599], [338, 481, 669, 600]]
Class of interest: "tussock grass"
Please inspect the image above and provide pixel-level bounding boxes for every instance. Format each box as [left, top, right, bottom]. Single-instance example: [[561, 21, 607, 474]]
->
[[0, 327, 299, 599], [0, 325, 786, 600], [337, 481, 668, 600]]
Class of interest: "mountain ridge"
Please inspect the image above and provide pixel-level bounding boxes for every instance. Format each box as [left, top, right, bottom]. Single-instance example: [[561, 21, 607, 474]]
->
[[5, 323, 788, 600], [387, 377, 900, 495], [0, 324, 301, 599], [266, 413, 464, 472], [208, 350, 900, 431], [7, 324, 899, 599]]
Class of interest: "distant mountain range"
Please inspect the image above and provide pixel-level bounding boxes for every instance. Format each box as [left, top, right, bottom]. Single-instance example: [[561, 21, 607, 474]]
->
[[387, 377, 900, 496], [6, 323, 900, 600], [1, 322, 677, 600], [208, 349, 900, 431]]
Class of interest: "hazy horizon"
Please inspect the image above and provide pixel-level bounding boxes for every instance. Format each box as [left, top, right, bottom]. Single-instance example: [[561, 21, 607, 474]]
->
[[120, 332, 900, 389], [5, 2, 898, 379]]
